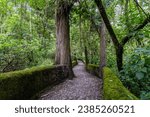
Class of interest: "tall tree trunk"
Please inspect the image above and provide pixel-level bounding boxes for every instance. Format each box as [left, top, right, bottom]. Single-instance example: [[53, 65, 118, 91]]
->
[[82, 20, 89, 65], [84, 45, 89, 65], [99, 20, 106, 77], [90, 17, 107, 75], [79, 14, 83, 58], [55, 2, 74, 79], [116, 45, 123, 71]]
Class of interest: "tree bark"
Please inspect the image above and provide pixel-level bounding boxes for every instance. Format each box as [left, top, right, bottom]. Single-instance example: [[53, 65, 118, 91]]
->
[[116, 45, 123, 71], [99, 20, 106, 77], [84, 45, 89, 65], [79, 14, 83, 58], [55, 1, 74, 79]]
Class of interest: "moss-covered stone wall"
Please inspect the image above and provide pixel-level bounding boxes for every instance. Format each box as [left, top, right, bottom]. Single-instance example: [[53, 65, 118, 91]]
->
[[103, 67, 138, 100], [86, 64, 138, 100], [72, 60, 78, 67], [0, 65, 69, 100], [86, 64, 100, 77]]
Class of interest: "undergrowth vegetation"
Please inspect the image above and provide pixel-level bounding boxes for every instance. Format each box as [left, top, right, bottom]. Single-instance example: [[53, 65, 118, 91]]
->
[[120, 47, 150, 99]]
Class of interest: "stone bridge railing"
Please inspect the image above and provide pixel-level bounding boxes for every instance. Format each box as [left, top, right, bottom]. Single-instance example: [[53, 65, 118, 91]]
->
[[103, 67, 138, 100], [0, 65, 69, 100], [86, 64, 138, 100]]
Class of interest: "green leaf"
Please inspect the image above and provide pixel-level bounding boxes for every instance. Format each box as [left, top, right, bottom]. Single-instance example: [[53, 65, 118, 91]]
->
[[136, 72, 144, 80], [141, 67, 147, 73]]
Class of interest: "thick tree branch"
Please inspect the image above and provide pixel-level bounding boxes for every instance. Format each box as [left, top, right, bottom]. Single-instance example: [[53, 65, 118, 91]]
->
[[94, 0, 120, 47], [121, 17, 150, 45]]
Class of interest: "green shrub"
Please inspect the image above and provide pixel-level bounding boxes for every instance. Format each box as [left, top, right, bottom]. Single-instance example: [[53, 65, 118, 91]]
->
[[120, 48, 150, 99]]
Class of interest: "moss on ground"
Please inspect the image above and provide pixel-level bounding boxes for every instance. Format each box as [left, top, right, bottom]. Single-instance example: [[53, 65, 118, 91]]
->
[[103, 67, 138, 100]]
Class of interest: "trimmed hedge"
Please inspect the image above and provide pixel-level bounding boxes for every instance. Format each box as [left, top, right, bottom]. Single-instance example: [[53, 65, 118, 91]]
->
[[0, 65, 69, 100], [103, 67, 138, 100]]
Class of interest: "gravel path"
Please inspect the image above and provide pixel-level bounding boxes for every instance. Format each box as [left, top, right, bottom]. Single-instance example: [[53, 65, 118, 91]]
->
[[38, 61, 103, 100]]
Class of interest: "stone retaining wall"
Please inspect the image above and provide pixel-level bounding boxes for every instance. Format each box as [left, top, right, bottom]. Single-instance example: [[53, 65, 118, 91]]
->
[[0, 65, 69, 100]]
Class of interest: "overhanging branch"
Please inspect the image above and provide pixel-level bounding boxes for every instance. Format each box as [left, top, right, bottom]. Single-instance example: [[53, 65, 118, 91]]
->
[[121, 17, 150, 45]]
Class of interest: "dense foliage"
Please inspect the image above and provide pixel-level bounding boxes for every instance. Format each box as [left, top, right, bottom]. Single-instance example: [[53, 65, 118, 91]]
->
[[120, 47, 150, 99], [0, 0, 149, 99], [0, 0, 56, 72]]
